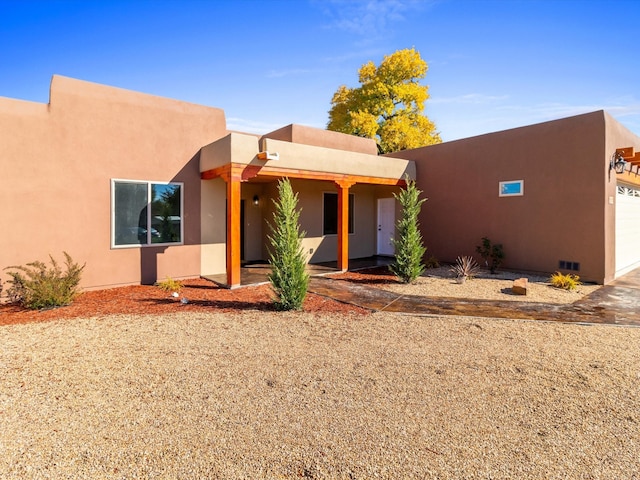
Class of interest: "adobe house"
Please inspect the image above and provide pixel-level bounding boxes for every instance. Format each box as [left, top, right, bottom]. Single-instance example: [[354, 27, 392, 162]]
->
[[389, 111, 640, 284], [0, 75, 413, 290], [1, 75, 638, 291]]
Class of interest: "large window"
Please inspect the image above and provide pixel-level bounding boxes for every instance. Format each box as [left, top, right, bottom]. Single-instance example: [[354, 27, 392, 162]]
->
[[323, 192, 354, 235], [112, 180, 183, 247]]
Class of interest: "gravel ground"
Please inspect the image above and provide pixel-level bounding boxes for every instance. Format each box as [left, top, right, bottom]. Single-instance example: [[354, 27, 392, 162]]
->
[[1, 311, 639, 479], [378, 267, 601, 304]]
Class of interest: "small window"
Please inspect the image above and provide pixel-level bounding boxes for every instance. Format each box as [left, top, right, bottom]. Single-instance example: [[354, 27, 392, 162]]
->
[[499, 180, 524, 197], [323, 192, 354, 235], [112, 180, 183, 247]]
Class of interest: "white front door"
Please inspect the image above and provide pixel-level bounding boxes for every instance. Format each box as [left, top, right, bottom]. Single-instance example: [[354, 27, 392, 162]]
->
[[377, 198, 396, 256]]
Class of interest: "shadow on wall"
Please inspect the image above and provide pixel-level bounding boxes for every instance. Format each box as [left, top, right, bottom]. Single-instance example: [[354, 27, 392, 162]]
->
[[139, 150, 203, 285], [309, 237, 336, 264]]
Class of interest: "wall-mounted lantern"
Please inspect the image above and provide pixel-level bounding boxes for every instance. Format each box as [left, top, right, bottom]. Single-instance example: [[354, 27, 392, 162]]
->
[[253, 195, 260, 206], [610, 151, 627, 174]]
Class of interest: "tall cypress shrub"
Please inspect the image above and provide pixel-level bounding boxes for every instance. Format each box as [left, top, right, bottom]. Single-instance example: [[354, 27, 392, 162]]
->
[[390, 178, 427, 283], [268, 178, 309, 310]]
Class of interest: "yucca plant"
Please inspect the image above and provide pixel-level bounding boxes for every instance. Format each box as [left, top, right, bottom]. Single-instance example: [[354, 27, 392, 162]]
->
[[4, 252, 85, 310], [450, 256, 480, 283], [549, 271, 582, 291]]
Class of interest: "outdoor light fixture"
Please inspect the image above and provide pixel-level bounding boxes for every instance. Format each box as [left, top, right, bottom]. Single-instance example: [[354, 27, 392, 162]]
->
[[253, 195, 259, 206], [610, 151, 627, 174], [257, 151, 279, 161]]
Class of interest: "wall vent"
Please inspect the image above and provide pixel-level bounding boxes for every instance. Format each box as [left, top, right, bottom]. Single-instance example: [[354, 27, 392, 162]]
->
[[558, 260, 580, 271]]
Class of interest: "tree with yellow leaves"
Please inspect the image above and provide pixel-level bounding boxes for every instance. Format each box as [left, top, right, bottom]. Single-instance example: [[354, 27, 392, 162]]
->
[[327, 48, 441, 154]]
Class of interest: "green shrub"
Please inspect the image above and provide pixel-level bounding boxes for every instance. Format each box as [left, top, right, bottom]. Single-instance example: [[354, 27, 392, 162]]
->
[[550, 271, 582, 291], [475, 237, 505, 274], [450, 255, 480, 281], [4, 252, 85, 310], [390, 177, 427, 284], [268, 178, 309, 311], [425, 255, 440, 269], [156, 276, 183, 293]]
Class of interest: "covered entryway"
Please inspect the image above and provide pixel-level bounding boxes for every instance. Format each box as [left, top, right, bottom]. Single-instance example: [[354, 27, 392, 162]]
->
[[615, 183, 640, 277], [199, 127, 415, 288]]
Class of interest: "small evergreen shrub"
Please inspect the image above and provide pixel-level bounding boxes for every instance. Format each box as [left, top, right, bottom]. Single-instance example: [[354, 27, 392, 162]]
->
[[476, 237, 505, 274], [550, 271, 582, 291], [390, 177, 427, 284], [4, 252, 85, 310], [156, 276, 183, 293], [450, 256, 480, 281], [268, 178, 309, 311]]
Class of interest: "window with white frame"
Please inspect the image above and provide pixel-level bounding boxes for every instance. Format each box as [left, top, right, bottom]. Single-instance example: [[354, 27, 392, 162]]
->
[[499, 180, 524, 197], [112, 180, 183, 247], [323, 192, 354, 235]]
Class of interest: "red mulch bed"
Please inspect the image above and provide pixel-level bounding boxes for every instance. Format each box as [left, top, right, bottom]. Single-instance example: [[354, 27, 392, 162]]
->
[[0, 277, 371, 327], [331, 266, 399, 285]]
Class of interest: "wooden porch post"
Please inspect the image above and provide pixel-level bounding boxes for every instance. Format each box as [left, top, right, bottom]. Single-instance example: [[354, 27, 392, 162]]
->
[[225, 166, 243, 288], [336, 180, 355, 272]]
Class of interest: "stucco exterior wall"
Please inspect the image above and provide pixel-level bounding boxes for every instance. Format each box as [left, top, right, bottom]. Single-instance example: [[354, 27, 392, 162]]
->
[[261, 138, 415, 180], [0, 75, 227, 289], [390, 111, 609, 283], [263, 124, 379, 155], [256, 180, 400, 264]]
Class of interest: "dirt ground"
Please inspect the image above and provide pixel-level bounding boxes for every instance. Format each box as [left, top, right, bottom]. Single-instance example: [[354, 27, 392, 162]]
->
[[1, 310, 639, 478], [2, 270, 638, 478]]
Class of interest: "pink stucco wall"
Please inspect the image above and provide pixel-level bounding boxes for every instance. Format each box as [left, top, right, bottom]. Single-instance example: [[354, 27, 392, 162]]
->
[[389, 111, 616, 283], [0, 75, 227, 289]]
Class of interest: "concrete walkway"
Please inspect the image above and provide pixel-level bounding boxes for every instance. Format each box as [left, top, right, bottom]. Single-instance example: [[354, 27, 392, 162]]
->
[[309, 268, 640, 327]]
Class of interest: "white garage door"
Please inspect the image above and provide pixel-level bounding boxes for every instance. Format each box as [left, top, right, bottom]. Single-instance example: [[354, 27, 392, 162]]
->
[[615, 184, 640, 277]]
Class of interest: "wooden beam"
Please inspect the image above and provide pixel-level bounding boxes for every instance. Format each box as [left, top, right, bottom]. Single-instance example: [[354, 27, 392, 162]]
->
[[202, 162, 409, 186], [201, 164, 230, 180], [616, 147, 635, 159], [226, 172, 242, 288], [628, 152, 640, 166], [336, 180, 355, 272], [253, 165, 407, 186]]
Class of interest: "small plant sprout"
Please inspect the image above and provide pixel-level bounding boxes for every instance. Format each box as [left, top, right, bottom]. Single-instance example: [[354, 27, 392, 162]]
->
[[425, 255, 440, 269], [156, 277, 183, 294], [550, 271, 582, 291], [450, 256, 480, 283]]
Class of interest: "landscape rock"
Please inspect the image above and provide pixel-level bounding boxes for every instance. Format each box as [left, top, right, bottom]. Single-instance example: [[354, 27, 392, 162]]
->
[[512, 277, 528, 295]]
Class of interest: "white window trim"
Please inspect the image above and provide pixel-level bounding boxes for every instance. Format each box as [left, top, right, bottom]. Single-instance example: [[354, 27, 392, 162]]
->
[[499, 180, 524, 197], [111, 178, 184, 249], [322, 191, 355, 236]]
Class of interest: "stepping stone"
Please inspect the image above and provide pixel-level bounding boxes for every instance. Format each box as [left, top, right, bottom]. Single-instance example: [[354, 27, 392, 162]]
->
[[513, 278, 528, 295]]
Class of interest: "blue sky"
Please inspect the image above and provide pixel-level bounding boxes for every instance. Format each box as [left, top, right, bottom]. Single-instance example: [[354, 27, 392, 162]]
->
[[1, 0, 639, 141]]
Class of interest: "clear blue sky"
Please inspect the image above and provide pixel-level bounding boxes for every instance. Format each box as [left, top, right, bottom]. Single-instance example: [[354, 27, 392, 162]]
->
[[1, 0, 639, 141]]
